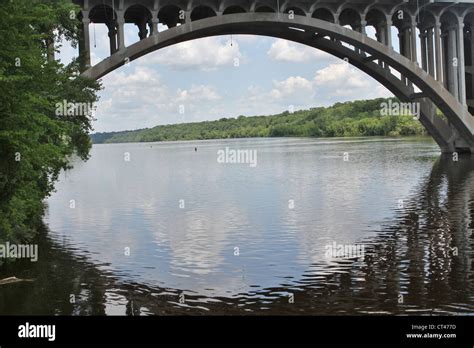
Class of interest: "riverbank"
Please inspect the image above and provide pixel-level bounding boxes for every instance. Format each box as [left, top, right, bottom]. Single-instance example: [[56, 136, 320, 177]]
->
[[91, 98, 425, 144]]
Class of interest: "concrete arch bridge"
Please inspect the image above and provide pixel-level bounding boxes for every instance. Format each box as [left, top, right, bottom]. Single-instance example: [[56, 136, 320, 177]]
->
[[74, 0, 474, 153]]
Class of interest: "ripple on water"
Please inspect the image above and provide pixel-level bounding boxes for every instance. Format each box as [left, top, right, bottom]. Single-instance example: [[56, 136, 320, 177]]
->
[[2, 137, 472, 315]]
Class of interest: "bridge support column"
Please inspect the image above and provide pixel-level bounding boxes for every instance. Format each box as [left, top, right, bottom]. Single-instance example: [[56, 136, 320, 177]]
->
[[410, 17, 418, 64], [399, 26, 412, 85], [80, 17, 91, 70], [399, 29, 405, 83], [405, 28, 412, 61], [457, 19, 467, 106], [108, 26, 118, 55], [151, 11, 159, 35], [427, 27, 435, 77], [447, 26, 459, 100], [384, 17, 393, 71], [360, 20, 367, 35], [138, 20, 148, 40], [470, 30, 474, 112], [354, 19, 367, 56], [385, 17, 392, 49], [442, 29, 449, 89], [434, 19, 443, 82], [117, 15, 125, 50], [375, 24, 384, 68], [420, 29, 427, 71]]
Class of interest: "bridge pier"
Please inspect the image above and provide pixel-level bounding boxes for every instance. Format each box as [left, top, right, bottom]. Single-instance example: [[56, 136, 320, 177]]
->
[[470, 29, 474, 114], [420, 29, 427, 72], [117, 15, 125, 50], [137, 19, 148, 40], [446, 26, 460, 100], [410, 17, 418, 64], [79, 16, 91, 70], [427, 28, 435, 77], [108, 25, 117, 55], [151, 15, 159, 35], [386, 20, 392, 48], [435, 19, 443, 83], [458, 19, 467, 106], [399, 26, 412, 86]]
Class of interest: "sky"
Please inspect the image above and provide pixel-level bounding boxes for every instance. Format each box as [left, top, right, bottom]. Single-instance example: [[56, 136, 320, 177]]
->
[[58, 24, 396, 133]]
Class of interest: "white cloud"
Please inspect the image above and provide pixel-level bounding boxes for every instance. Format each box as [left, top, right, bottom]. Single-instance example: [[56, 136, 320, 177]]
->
[[93, 66, 223, 131], [268, 39, 333, 63], [106, 66, 159, 86], [314, 63, 368, 88], [314, 62, 390, 99], [238, 76, 315, 115], [93, 66, 392, 132], [239, 64, 391, 115], [269, 76, 313, 99], [245, 76, 313, 104], [147, 37, 243, 71], [176, 85, 221, 103]]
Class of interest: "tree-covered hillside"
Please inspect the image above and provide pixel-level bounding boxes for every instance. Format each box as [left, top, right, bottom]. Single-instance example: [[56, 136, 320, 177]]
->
[[91, 98, 425, 144]]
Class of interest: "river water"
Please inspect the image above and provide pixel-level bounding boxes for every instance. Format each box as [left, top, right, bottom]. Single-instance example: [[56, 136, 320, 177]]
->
[[1, 137, 473, 315]]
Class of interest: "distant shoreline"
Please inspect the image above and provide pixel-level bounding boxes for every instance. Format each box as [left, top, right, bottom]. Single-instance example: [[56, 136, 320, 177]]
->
[[91, 135, 434, 146], [91, 98, 426, 144]]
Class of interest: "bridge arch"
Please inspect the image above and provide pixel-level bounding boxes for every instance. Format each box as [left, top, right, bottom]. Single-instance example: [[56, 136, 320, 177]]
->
[[221, 0, 252, 11], [78, 11, 474, 154], [362, 3, 387, 17], [462, 7, 474, 19], [312, 8, 335, 23], [366, 8, 386, 28], [253, 0, 277, 12], [335, 2, 363, 17], [390, 8, 412, 29], [365, 8, 389, 53], [418, 10, 436, 29], [158, 5, 185, 29], [124, 3, 153, 16], [191, 5, 217, 21], [255, 5, 275, 13], [440, 10, 460, 25], [338, 8, 362, 31], [191, 1, 219, 14], [464, 11, 474, 22], [283, 6, 306, 17], [89, 4, 116, 23], [124, 4, 152, 41], [88, 4, 118, 55], [390, 5, 415, 20], [223, 5, 246, 15]]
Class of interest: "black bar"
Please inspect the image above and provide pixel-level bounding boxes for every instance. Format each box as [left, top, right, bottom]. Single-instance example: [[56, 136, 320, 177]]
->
[[0, 316, 473, 346]]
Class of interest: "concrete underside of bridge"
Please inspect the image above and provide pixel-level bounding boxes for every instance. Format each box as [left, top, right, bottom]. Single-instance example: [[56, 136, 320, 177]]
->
[[80, 10, 474, 154]]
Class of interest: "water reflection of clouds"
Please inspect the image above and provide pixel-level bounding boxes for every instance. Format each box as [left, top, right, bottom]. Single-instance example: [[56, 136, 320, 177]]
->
[[267, 140, 437, 267], [46, 138, 439, 299]]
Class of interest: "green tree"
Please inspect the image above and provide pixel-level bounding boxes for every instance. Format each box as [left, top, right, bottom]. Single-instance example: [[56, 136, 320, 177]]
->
[[94, 98, 426, 144], [0, 0, 101, 244]]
